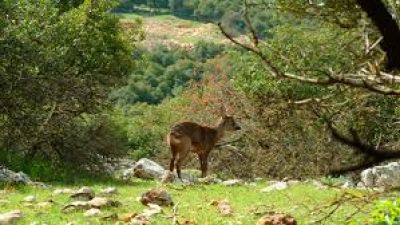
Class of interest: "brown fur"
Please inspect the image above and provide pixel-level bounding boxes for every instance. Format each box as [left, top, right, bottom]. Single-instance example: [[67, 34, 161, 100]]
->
[[167, 115, 240, 178]]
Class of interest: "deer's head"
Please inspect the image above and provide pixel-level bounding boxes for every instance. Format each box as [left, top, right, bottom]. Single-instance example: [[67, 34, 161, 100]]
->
[[218, 114, 241, 131]]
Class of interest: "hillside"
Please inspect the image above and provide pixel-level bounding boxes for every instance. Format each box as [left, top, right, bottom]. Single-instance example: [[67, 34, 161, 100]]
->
[[120, 13, 245, 49]]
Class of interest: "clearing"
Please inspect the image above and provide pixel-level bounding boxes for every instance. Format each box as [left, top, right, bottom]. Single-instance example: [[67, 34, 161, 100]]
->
[[119, 13, 245, 49]]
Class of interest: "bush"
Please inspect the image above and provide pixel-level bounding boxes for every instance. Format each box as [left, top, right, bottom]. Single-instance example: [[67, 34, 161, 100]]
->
[[110, 99, 191, 160], [0, 0, 134, 178], [0, 115, 129, 181], [369, 198, 400, 225]]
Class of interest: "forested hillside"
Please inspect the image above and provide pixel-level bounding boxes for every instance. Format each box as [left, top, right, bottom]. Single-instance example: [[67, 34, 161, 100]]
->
[[1, 0, 400, 224]]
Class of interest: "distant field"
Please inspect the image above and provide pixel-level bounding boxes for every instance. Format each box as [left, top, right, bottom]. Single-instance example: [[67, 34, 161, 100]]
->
[[118, 13, 243, 49], [0, 180, 373, 224]]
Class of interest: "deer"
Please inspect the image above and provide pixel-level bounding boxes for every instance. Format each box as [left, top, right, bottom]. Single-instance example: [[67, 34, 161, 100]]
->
[[167, 110, 241, 179]]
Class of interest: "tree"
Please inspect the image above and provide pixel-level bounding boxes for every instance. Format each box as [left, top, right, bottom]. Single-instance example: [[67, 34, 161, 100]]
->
[[0, 0, 135, 172], [219, 0, 400, 174]]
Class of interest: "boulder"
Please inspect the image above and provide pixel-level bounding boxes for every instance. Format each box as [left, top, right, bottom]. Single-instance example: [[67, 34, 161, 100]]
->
[[210, 200, 233, 216], [361, 162, 400, 188], [341, 180, 355, 189], [22, 195, 36, 203], [257, 213, 297, 225], [84, 208, 102, 217], [0, 167, 31, 184], [222, 179, 243, 186], [197, 176, 222, 185], [88, 197, 121, 208], [70, 187, 95, 201], [0, 210, 23, 225], [133, 158, 165, 180], [140, 189, 173, 206]]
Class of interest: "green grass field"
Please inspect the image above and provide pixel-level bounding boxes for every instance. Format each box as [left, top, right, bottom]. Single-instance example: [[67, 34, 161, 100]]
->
[[0, 179, 373, 224], [118, 13, 230, 47]]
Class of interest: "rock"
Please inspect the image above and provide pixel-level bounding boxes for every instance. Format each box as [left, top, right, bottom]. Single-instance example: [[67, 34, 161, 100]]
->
[[140, 189, 173, 206], [99, 187, 118, 196], [37, 201, 53, 209], [114, 158, 136, 171], [222, 179, 243, 186], [245, 182, 257, 187], [0, 167, 31, 184], [210, 200, 233, 216], [197, 176, 222, 185], [257, 213, 297, 225], [160, 171, 174, 184], [0, 210, 23, 225], [141, 203, 163, 217], [117, 212, 137, 222], [22, 195, 36, 203], [53, 188, 75, 195], [104, 158, 136, 174], [130, 214, 150, 225], [356, 181, 366, 188], [133, 158, 165, 180], [84, 208, 102, 217], [361, 162, 400, 188], [310, 180, 327, 190], [180, 220, 197, 225], [121, 168, 135, 181], [287, 180, 300, 186], [63, 198, 121, 213], [29, 182, 50, 188], [88, 197, 121, 209], [62, 201, 90, 212], [341, 180, 355, 189], [70, 187, 95, 201], [261, 182, 288, 192]]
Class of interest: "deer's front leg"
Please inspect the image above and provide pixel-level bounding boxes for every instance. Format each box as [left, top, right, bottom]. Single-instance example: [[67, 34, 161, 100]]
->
[[199, 154, 208, 178]]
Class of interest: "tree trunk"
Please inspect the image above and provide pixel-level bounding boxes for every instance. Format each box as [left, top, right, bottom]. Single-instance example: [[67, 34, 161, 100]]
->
[[356, 0, 400, 70]]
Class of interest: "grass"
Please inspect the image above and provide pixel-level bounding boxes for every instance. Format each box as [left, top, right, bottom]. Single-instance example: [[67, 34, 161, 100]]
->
[[118, 12, 227, 47], [0, 179, 373, 224]]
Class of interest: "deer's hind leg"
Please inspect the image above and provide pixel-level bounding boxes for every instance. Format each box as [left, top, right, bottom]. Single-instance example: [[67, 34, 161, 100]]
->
[[169, 145, 178, 172], [175, 140, 191, 179], [176, 150, 189, 179]]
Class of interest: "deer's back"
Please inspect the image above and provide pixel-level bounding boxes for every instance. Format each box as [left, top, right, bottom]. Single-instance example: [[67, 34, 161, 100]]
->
[[169, 122, 218, 148]]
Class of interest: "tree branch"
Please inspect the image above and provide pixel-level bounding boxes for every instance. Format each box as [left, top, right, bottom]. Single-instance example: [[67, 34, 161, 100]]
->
[[327, 122, 400, 175], [218, 22, 400, 95]]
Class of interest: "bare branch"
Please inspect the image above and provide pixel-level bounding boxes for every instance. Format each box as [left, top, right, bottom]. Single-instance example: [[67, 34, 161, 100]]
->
[[243, 0, 259, 47], [327, 122, 400, 175], [288, 94, 334, 105]]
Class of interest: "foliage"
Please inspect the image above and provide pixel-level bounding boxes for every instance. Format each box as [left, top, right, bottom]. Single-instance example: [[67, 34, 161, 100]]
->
[[110, 97, 193, 159], [232, 24, 359, 99], [111, 41, 225, 105], [370, 198, 400, 225], [224, 0, 400, 175], [0, 0, 135, 173], [52, 0, 85, 12]]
